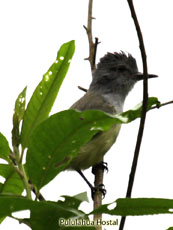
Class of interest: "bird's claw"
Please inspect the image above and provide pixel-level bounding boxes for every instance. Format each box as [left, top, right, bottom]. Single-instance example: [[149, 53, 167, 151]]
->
[[92, 161, 108, 175], [92, 183, 107, 199]]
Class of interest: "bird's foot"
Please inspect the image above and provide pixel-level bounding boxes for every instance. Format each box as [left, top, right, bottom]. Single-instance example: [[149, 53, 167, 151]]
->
[[92, 183, 107, 199], [92, 161, 108, 175], [76, 168, 107, 200]]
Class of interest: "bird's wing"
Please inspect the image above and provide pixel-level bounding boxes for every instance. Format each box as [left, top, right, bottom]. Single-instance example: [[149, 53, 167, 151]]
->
[[71, 91, 117, 114], [68, 91, 121, 170]]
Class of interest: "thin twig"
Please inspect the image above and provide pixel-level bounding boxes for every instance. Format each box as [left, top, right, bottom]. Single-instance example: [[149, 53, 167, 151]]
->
[[93, 37, 100, 69], [84, 0, 100, 73], [78, 86, 88, 92], [151, 100, 173, 110], [85, 0, 94, 71], [119, 0, 149, 229]]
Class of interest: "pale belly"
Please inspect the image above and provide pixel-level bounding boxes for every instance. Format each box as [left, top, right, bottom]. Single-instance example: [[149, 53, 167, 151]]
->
[[67, 124, 121, 170]]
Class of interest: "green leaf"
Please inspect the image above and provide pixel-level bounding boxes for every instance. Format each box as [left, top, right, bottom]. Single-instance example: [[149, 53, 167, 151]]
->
[[14, 86, 27, 122], [74, 192, 89, 203], [0, 216, 6, 224], [0, 194, 94, 230], [167, 228, 173, 230], [0, 133, 10, 162], [26, 97, 159, 190], [117, 97, 160, 122], [26, 109, 100, 189], [59, 192, 89, 210], [92, 198, 173, 216], [12, 87, 27, 147], [21, 40, 75, 149], [0, 164, 24, 195]]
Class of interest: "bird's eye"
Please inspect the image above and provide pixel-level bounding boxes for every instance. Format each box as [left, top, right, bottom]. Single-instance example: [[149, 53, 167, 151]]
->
[[110, 67, 117, 71], [118, 65, 126, 71]]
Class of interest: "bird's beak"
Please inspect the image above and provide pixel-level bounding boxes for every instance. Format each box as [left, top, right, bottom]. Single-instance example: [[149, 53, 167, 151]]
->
[[134, 72, 158, 81]]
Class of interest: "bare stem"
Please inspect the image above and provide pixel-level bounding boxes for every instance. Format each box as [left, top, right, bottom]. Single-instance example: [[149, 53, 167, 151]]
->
[[84, 0, 99, 73], [85, 0, 102, 229], [93, 164, 104, 230], [13, 147, 32, 199], [119, 0, 149, 229], [151, 100, 173, 110]]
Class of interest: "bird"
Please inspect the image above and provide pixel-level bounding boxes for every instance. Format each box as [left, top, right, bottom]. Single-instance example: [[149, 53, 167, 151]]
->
[[66, 51, 157, 192]]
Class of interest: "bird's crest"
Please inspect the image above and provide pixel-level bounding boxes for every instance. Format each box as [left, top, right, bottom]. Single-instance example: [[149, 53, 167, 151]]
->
[[97, 51, 138, 71]]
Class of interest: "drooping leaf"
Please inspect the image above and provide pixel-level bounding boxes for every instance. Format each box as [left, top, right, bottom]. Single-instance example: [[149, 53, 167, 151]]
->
[[116, 97, 160, 122], [0, 194, 95, 230], [21, 40, 75, 149], [92, 198, 173, 216], [0, 164, 24, 195], [0, 133, 10, 162], [12, 87, 27, 147], [26, 97, 159, 190]]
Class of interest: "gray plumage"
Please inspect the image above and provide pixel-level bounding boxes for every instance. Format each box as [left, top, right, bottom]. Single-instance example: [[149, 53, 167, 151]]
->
[[66, 52, 155, 170]]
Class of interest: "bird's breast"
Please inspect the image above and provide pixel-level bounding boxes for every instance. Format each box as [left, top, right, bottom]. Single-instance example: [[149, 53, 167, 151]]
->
[[67, 123, 121, 170]]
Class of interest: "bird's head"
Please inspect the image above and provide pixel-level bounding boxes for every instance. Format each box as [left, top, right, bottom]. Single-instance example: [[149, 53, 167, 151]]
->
[[89, 52, 157, 97]]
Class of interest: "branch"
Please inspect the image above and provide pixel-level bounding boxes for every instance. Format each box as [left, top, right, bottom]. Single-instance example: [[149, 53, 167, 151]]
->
[[77, 86, 88, 92], [93, 37, 100, 69], [84, 1, 102, 229], [119, 0, 149, 229], [84, 0, 100, 73], [151, 100, 173, 110], [92, 163, 105, 230]]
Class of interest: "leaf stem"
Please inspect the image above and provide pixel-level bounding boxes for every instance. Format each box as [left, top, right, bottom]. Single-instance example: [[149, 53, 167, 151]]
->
[[20, 147, 25, 163], [13, 147, 32, 199], [20, 164, 32, 199]]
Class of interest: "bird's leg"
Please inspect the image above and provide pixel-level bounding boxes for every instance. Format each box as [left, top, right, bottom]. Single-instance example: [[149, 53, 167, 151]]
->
[[76, 170, 93, 190], [76, 169, 106, 199]]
